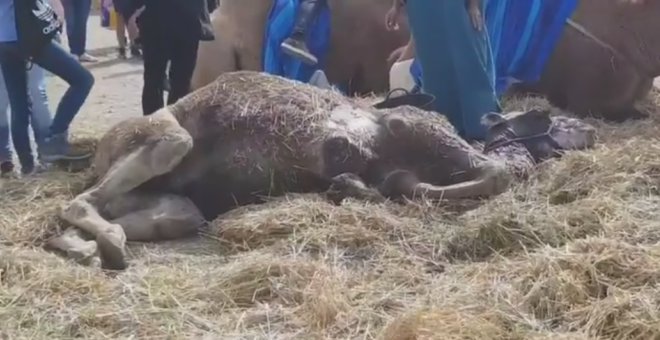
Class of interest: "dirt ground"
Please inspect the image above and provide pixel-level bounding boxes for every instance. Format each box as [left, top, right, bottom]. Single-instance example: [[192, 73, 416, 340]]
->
[[4, 14, 660, 340]]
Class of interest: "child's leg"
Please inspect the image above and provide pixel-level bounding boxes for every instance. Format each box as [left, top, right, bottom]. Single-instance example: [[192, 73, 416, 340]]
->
[[0, 65, 14, 175], [115, 14, 127, 58], [26, 65, 53, 163], [125, 9, 142, 57]]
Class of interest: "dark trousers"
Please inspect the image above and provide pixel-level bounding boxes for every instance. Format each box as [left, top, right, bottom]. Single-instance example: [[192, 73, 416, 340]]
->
[[63, 0, 92, 56], [141, 25, 200, 115]]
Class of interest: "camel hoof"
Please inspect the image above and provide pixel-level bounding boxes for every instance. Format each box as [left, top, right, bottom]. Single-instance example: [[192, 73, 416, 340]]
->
[[97, 225, 128, 270], [85, 256, 102, 268], [65, 240, 98, 262]]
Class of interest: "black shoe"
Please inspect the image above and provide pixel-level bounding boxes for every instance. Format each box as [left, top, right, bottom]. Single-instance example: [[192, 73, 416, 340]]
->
[[281, 37, 318, 66], [0, 161, 14, 177]]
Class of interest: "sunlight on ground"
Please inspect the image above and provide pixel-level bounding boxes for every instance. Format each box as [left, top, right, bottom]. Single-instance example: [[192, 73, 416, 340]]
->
[[2, 93, 660, 339]]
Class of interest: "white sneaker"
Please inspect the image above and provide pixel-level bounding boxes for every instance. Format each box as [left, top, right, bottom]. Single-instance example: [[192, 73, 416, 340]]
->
[[78, 53, 98, 63]]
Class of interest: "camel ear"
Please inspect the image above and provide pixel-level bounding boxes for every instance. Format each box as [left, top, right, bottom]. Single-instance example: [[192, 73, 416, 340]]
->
[[386, 115, 408, 136], [481, 112, 506, 127]]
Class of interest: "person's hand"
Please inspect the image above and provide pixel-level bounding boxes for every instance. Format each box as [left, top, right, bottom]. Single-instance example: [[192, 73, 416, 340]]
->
[[386, 5, 402, 30], [467, 2, 483, 31]]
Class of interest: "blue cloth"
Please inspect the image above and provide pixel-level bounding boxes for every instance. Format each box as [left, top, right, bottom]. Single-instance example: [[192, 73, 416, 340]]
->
[[410, 0, 577, 96], [262, 0, 331, 83], [406, 0, 499, 140], [486, 0, 577, 94], [0, 0, 17, 42]]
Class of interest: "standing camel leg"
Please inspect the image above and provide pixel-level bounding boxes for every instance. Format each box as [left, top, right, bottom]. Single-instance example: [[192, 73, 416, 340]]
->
[[58, 109, 193, 270]]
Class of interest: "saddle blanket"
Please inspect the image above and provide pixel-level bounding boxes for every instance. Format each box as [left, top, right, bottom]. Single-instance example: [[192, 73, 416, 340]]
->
[[262, 0, 331, 84], [410, 0, 577, 95]]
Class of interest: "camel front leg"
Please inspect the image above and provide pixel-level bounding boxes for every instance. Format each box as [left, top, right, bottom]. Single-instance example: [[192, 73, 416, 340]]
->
[[59, 112, 193, 270]]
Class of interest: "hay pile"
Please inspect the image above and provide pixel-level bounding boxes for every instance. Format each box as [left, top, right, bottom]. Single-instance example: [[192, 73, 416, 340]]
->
[[3, 93, 660, 340]]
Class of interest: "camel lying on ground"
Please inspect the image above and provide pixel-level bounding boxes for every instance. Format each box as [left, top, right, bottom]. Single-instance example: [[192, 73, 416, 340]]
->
[[389, 0, 660, 122], [191, 0, 409, 95], [49, 71, 597, 270]]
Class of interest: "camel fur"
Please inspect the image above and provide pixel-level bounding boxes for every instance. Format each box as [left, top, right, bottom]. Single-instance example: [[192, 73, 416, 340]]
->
[[51, 71, 596, 270]]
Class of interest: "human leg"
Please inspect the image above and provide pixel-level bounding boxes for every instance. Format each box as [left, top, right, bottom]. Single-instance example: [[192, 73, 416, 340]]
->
[[406, 0, 499, 141], [26, 66, 53, 161], [141, 31, 170, 115], [31, 41, 94, 161], [74, 0, 97, 62], [62, 0, 77, 54], [115, 1, 141, 58], [0, 68, 14, 176], [0, 43, 35, 172], [280, 0, 327, 65], [167, 32, 199, 105], [115, 14, 128, 58]]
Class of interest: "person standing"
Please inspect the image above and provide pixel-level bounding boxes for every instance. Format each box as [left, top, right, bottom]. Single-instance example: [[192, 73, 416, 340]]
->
[[0, 0, 94, 163], [386, 0, 500, 141], [0, 65, 53, 176], [134, 0, 214, 116], [113, 0, 141, 58], [62, 0, 97, 62]]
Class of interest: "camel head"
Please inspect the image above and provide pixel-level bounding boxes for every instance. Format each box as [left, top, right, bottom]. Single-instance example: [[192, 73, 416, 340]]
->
[[481, 108, 597, 162]]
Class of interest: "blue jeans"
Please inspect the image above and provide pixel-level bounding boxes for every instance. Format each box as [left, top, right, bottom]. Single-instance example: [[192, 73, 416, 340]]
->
[[0, 41, 94, 167], [0, 66, 53, 164], [63, 0, 92, 56]]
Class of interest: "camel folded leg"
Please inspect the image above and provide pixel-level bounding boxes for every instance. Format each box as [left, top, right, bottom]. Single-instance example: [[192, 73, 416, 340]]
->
[[378, 160, 512, 201], [46, 227, 102, 268], [325, 173, 386, 205], [319, 134, 385, 204], [59, 111, 193, 270], [102, 192, 206, 242]]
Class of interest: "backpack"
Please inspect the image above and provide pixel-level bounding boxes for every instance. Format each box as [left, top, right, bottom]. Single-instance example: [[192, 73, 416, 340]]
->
[[13, 0, 63, 58]]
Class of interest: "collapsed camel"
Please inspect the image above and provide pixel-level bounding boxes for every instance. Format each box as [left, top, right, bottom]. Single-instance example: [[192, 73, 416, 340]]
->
[[191, 0, 409, 95], [49, 71, 596, 270], [390, 0, 660, 122]]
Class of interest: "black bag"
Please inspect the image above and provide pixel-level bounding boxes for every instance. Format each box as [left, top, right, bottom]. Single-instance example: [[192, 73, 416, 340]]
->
[[14, 0, 63, 58]]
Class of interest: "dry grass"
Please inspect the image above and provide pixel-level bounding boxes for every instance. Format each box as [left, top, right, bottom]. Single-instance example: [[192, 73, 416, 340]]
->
[[3, 91, 660, 340]]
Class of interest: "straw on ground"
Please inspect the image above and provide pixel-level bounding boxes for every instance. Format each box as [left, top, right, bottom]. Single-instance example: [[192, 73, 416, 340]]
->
[[2, 93, 660, 339]]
